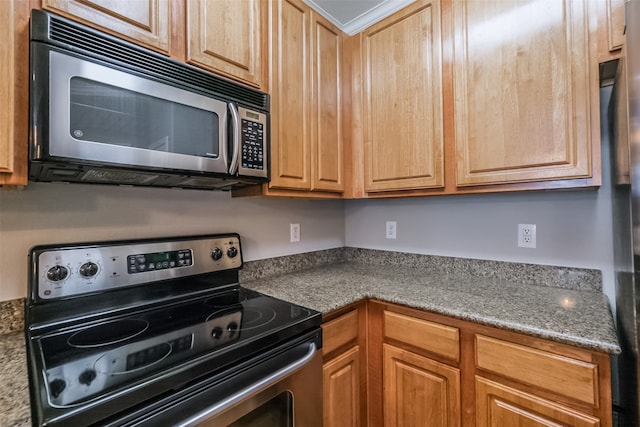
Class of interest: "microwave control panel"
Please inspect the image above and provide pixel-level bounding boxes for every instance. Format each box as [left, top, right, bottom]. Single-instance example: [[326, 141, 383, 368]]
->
[[237, 107, 268, 178], [241, 119, 264, 170]]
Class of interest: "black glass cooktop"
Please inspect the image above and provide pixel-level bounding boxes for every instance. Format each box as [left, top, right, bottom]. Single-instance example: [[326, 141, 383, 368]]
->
[[34, 288, 319, 407]]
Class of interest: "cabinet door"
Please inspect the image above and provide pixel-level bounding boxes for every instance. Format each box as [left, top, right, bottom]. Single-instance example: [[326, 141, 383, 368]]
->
[[383, 344, 460, 427], [42, 0, 171, 53], [311, 12, 344, 192], [476, 376, 600, 427], [362, 0, 444, 192], [187, 0, 265, 88], [0, 1, 16, 175], [269, 0, 311, 190], [0, 0, 28, 186], [323, 346, 361, 427], [453, 0, 594, 186]]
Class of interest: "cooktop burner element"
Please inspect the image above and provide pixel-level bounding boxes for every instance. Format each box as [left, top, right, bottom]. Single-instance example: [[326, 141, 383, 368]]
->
[[68, 319, 149, 348], [25, 234, 322, 427]]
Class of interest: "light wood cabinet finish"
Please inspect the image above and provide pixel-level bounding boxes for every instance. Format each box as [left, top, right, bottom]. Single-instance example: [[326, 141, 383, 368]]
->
[[42, 0, 171, 53], [476, 376, 600, 427], [311, 13, 344, 192], [597, 0, 625, 61], [323, 345, 362, 427], [476, 334, 598, 406], [322, 304, 367, 427], [366, 300, 612, 427], [383, 343, 461, 427], [187, 0, 265, 88], [322, 309, 359, 356], [269, 0, 311, 191], [361, 0, 444, 192], [0, 1, 17, 175], [0, 0, 29, 186], [384, 310, 459, 361], [614, 45, 630, 185], [267, 0, 344, 194], [453, 0, 594, 187]]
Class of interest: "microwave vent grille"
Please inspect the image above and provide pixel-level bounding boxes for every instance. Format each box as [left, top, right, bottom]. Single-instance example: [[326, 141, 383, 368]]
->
[[46, 18, 268, 111]]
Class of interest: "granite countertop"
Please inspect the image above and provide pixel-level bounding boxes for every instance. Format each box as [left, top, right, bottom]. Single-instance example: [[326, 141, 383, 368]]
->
[[0, 332, 30, 427], [243, 262, 621, 354]]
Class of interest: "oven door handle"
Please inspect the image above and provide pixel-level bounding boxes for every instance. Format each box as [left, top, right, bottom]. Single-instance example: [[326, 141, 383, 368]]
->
[[176, 342, 317, 427]]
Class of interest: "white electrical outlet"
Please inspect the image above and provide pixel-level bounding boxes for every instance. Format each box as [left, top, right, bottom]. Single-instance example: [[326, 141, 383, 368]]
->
[[518, 224, 536, 248], [290, 223, 300, 242], [386, 221, 397, 239]]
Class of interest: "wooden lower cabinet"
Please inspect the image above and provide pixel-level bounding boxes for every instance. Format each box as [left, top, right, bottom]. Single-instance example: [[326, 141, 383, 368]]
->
[[383, 344, 460, 427], [362, 300, 612, 427], [476, 377, 600, 427], [322, 303, 367, 427], [324, 345, 362, 427]]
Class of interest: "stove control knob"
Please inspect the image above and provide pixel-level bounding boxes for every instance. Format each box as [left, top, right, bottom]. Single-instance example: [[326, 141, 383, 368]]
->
[[79, 369, 97, 386], [211, 248, 223, 261], [49, 378, 66, 399], [211, 326, 223, 340], [79, 262, 99, 278], [46, 265, 69, 282], [227, 247, 238, 258]]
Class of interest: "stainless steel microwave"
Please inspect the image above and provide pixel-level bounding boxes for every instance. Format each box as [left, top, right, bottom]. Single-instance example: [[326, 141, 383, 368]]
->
[[29, 10, 269, 191]]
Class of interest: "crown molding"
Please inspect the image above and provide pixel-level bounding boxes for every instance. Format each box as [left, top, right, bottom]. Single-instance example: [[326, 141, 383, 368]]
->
[[303, 0, 417, 35]]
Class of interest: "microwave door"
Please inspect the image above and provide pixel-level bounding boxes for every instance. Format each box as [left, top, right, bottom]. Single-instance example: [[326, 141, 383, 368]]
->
[[42, 48, 229, 175]]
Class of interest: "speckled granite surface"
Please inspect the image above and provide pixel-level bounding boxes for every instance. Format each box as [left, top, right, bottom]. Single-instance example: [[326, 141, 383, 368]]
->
[[0, 332, 30, 427], [343, 248, 603, 292], [243, 262, 620, 354], [0, 299, 25, 335]]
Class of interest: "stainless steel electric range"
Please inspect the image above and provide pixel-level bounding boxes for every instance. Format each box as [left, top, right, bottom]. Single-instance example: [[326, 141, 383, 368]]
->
[[25, 234, 322, 426]]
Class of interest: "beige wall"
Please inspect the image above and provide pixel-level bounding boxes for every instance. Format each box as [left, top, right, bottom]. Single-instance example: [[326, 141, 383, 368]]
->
[[0, 183, 345, 300]]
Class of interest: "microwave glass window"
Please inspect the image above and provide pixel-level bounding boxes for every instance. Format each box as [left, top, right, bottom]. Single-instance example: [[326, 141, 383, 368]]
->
[[69, 77, 219, 158]]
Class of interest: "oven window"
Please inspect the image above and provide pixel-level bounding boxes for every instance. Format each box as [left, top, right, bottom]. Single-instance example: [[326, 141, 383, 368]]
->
[[69, 77, 219, 158], [227, 391, 293, 427]]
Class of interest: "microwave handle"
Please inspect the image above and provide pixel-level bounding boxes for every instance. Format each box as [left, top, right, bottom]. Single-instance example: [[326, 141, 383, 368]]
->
[[228, 103, 240, 175]]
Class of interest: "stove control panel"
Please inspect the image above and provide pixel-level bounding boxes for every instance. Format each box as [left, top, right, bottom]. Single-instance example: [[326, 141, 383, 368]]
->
[[32, 234, 242, 300]]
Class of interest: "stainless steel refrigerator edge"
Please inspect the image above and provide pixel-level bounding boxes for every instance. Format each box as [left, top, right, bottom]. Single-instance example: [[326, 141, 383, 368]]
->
[[614, 1, 640, 426]]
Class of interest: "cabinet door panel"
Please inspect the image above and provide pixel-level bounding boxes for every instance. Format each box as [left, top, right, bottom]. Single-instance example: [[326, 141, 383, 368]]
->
[[323, 346, 361, 427], [187, 0, 264, 88], [476, 376, 599, 427], [42, 0, 170, 53], [269, 0, 311, 190], [311, 13, 344, 192], [362, 0, 444, 192], [0, 1, 16, 174], [383, 344, 460, 427], [454, 0, 593, 186]]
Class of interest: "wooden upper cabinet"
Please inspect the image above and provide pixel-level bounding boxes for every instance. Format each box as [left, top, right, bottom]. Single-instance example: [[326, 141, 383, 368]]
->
[[187, 0, 266, 88], [268, 0, 344, 194], [269, 0, 311, 191], [453, 0, 595, 187], [0, 0, 28, 187], [42, 0, 171, 53], [361, 0, 444, 192], [0, 2, 16, 176], [311, 13, 344, 192]]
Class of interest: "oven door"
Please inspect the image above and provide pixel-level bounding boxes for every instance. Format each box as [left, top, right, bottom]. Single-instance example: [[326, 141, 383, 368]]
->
[[31, 42, 230, 175], [104, 330, 322, 427]]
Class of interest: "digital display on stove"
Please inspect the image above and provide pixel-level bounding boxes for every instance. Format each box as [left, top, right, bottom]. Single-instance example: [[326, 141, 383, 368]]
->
[[127, 249, 192, 274]]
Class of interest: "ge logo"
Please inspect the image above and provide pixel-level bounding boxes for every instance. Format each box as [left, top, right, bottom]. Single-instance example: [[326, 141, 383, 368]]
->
[[73, 129, 84, 138]]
